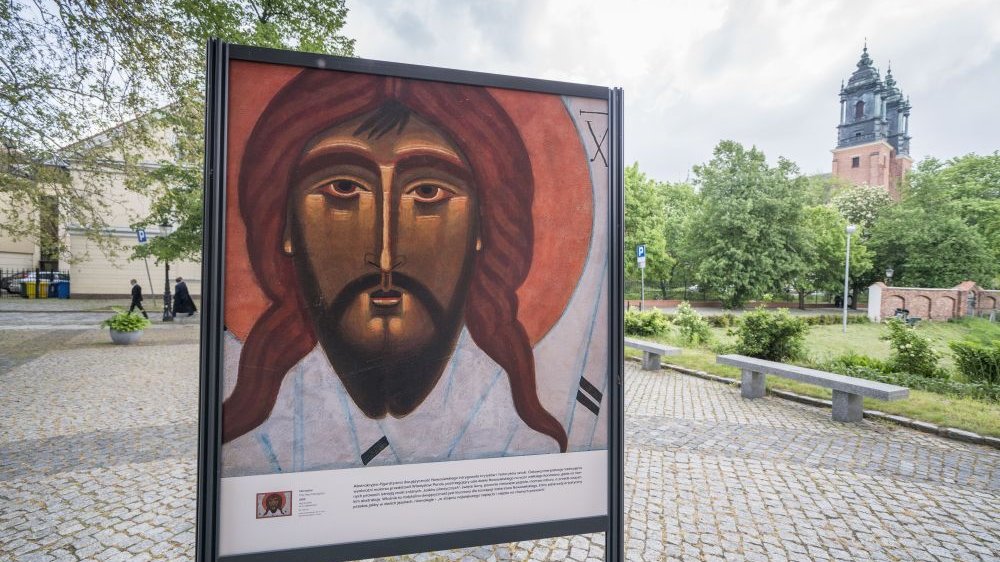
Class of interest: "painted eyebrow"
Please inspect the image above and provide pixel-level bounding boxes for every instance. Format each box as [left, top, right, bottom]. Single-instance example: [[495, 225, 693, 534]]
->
[[394, 153, 473, 186], [393, 144, 464, 167], [294, 150, 381, 186]]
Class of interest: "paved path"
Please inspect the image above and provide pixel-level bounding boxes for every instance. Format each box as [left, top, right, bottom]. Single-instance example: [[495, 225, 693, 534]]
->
[[1, 328, 998, 561]]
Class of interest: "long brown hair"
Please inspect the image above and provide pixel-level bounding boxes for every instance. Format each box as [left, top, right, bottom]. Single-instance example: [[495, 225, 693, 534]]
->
[[225, 68, 567, 452]]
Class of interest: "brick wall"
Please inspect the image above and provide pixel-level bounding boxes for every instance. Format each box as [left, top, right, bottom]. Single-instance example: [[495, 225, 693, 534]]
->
[[868, 281, 1000, 322], [831, 140, 910, 198]]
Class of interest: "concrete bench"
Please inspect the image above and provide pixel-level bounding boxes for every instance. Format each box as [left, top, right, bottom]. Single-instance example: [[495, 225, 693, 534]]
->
[[716, 354, 909, 422], [624, 338, 681, 371]]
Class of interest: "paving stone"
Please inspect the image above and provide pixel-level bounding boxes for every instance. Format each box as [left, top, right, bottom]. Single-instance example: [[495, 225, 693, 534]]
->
[[1, 329, 998, 561]]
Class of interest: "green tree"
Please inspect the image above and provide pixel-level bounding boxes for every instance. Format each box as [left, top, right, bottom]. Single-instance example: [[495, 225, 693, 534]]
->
[[689, 141, 806, 309], [790, 205, 872, 309], [660, 180, 698, 298], [802, 173, 853, 206], [831, 183, 894, 234], [831, 183, 895, 302], [902, 153, 1000, 286], [2, 1, 180, 257], [868, 206, 994, 288], [0, 1, 355, 264], [624, 162, 672, 297]]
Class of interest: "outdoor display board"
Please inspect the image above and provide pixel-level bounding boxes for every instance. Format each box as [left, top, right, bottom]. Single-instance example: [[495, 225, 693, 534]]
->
[[197, 39, 624, 562]]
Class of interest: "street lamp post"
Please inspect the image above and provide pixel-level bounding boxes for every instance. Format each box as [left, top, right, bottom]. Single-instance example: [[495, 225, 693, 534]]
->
[[885, 267, 894, 287], [161, 221, 173, 322], [842, 224, 857, 333]]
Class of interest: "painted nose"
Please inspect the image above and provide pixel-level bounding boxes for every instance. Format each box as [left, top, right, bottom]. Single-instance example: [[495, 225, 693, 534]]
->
[[365, 166, 405, 285]]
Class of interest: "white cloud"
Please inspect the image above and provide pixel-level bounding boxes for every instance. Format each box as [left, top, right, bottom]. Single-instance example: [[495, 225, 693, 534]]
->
[[344, 0, 1000, 181]]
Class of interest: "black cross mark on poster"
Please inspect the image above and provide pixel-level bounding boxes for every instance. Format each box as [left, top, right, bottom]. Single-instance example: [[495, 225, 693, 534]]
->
[[361, 436, 390, 466], [580, 110, 609, 167], [576, 376, 603, 415]]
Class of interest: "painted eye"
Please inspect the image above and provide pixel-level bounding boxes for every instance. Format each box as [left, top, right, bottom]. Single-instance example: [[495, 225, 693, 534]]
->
[[317, 179, 367, 199], [408, 183, 454, 203]]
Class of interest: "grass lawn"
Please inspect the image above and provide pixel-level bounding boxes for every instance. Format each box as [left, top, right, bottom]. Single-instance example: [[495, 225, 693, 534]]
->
[[626, 317, 1000, 438]]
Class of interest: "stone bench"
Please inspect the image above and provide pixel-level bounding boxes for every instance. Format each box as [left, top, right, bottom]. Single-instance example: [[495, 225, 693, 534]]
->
[[716, 354, 909, 422], [624, 338, 681, 371]]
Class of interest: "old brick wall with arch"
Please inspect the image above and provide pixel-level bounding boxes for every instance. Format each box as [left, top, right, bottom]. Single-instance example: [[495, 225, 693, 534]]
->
[[868, 281, 1000, 322]]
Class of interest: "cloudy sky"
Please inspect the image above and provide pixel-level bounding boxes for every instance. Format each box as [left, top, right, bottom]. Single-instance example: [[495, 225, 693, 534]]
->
[[343, 0, 1000, 183]]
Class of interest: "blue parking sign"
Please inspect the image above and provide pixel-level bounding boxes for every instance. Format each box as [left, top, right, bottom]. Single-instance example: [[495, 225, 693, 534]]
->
[[636, 244, 645, 258], [136, 228, 148, 244]]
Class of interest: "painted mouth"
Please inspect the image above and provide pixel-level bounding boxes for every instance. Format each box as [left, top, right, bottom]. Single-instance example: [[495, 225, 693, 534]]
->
[[369, 288, 403, 308]]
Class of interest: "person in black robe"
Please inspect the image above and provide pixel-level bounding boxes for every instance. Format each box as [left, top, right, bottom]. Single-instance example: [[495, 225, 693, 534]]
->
[[128, 279, 149, 318], [172, 277, 197, 317]]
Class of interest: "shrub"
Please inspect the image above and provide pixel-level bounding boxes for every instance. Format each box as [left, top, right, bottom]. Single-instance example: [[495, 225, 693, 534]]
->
[[705, 313, 738, 328], [802, 314, 869, 326], [673, 302, 712, 344], [624, 309, 669, 337], [100, 308, 152, 332], [732, 307, 807, 361], [819, 352, 891, 374], [880, 318, 943, 379], [949, 340, 1000, 386], [825, 364, 1000, 403]]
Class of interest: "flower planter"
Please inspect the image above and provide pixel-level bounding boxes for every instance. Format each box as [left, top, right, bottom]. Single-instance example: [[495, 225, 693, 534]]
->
[[110, 329, 144, 345]]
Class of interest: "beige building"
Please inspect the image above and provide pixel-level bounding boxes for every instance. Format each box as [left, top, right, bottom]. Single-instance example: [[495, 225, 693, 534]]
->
[[1, 125, 201, 298], [0, 229, 36, 270]]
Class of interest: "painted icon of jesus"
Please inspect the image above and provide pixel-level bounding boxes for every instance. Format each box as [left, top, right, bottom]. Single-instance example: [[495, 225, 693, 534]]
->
[[221, 65, 608, 475]]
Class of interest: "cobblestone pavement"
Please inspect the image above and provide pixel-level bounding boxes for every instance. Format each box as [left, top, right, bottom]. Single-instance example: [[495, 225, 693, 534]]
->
[[1, 326, 998, 561]]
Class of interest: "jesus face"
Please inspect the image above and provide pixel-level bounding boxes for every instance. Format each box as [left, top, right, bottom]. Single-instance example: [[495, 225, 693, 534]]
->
[[265, 495, 282, 513], [286, 105, 480, 419]]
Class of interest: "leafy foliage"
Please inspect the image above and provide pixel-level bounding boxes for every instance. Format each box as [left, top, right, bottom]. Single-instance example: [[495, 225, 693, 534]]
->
[[1, 0, 355, 263], [704, 313, 738, 328], [880, 319, 944, 379], [790, 205, 872, 308], [896, 153, 1000, 287], [624, 309, 670, 337], [732, 308, 807, 361], [832, 184, 893, 235], [819, 363, 1000, 403], [800, 314, 869, 326], [949, 340, 1000, 386], [689, 141, 806, 309], [819, 351, 892, 374], [868, 206, 994, 288], [100, 308, 152, 332], [624, 163, 671, 282], [802, 174, 854, 206], [128, 0, 356, 264], [673, 302, 712, 344]]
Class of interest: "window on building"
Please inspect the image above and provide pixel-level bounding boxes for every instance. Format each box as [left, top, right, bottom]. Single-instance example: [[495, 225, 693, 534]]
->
[[854, 100, 864, 119], [38, 195, 60, 270], [851, 156, 860, 168]]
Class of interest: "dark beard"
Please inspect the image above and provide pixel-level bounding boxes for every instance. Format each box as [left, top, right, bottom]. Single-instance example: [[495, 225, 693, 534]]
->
[[307, 273, 465, 419]]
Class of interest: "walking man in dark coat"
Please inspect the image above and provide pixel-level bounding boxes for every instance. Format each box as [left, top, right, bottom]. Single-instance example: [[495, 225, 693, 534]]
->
[[129, 279, 149, 318], [172, 277, 197, 317]]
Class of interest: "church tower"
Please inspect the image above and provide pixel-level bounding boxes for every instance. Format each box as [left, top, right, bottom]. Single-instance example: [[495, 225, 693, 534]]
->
[[831, 45, 912, 198]]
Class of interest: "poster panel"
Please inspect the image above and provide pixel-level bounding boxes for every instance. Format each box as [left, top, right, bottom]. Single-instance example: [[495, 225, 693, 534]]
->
[[199, 41, 623, 562]]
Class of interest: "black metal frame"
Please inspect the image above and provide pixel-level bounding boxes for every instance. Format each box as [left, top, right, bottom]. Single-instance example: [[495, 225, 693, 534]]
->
[[197, 39, 624, 562]]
